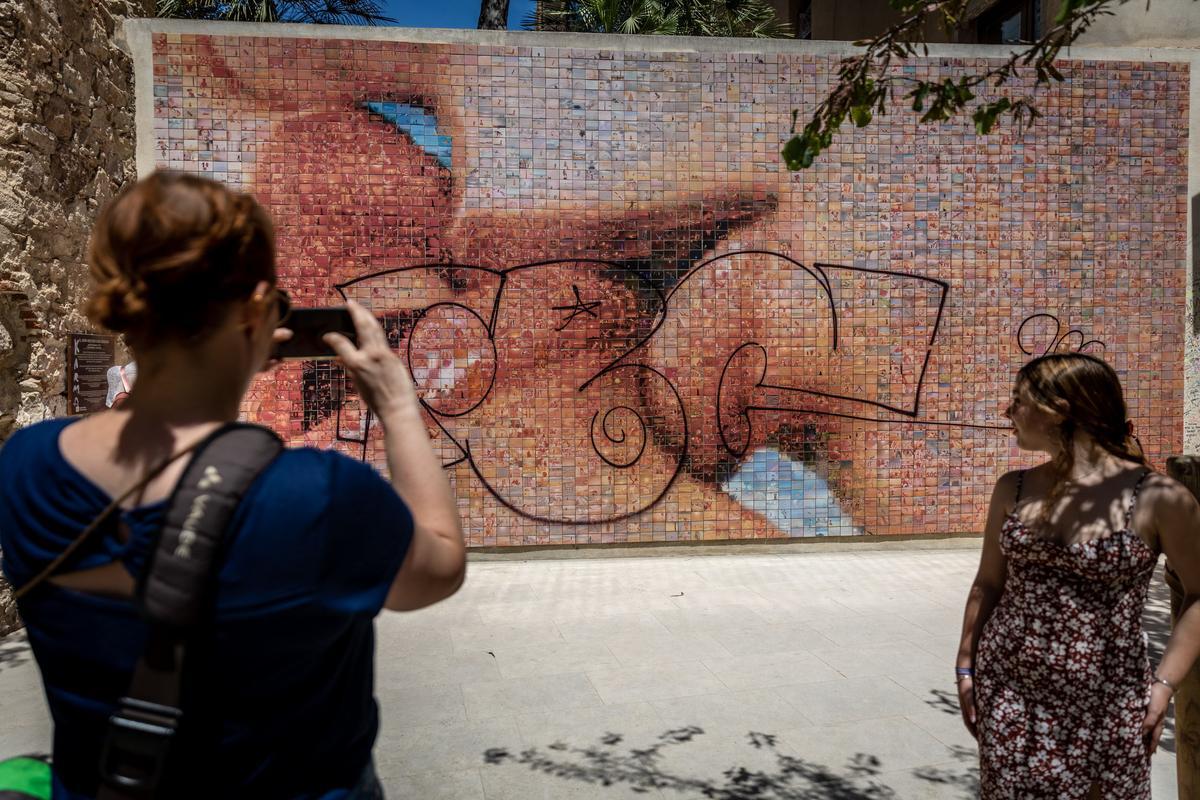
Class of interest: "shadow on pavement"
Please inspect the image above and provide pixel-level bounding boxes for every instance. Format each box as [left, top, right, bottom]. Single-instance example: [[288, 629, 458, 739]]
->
[[0, 631, 30, 674], [484, 726, 979, 799], [911, 745, 980, 795]]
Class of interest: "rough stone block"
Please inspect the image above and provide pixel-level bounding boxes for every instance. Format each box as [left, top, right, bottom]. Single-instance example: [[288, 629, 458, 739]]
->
[[61, 63, 89, 104], [42, 96, 72, 139], [18, 123, 54, 154], [0, 577, 18, 637]]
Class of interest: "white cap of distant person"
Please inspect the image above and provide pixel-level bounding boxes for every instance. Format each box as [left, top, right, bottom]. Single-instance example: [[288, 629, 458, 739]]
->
[[105, 361, 137, 408]]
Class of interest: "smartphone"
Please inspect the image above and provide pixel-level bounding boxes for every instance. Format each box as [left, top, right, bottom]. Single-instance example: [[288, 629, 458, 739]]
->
[[273, 307, 357, 360]]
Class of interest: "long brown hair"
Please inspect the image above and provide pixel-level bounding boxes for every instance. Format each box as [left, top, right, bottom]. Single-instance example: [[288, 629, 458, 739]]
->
[[85, 171, 275, 348], [1017, 353, 1148, 526]]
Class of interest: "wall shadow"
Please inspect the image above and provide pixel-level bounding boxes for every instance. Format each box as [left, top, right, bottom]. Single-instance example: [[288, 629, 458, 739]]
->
[[484, 725, 979, 799], [1192, 193, 1199, 336], [0, 630, 30, 674]]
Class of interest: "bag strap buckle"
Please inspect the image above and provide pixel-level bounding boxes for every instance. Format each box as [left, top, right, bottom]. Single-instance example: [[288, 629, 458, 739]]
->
[[98, 697, 181, 798]]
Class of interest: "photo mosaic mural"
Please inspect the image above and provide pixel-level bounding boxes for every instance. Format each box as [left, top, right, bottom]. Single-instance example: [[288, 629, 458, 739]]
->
[[147, 32, 1190, 546]]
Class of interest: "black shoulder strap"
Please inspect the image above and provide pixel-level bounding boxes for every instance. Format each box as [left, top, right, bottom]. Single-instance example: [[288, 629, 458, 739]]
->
[[139, 425, 283, 626], [1123, 468, 1153, 531], [98, 424, 282, 800]]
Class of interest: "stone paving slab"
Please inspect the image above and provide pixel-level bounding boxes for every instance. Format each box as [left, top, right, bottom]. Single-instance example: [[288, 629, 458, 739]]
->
[[0, 548, 1181, 798]]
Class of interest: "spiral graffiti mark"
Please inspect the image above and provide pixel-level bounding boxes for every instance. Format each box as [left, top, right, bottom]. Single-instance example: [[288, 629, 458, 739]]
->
[[464, 361, 688, 525], [1017, 313, 1107, 356], [590, 405, 649, 469], [301, 254, 1015, 524]]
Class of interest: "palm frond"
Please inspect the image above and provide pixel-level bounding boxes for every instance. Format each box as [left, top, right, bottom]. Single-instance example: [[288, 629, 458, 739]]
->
[[156, 0, 394, 24], [524, 0, 788, 37]]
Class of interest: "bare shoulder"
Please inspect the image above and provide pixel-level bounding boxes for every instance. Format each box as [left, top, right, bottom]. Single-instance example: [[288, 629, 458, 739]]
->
[[994, 469, 1022, 492], [1138, 470, 1199, 515], [989, 468, 1026, 508], [1131, 470, 1200, 554], [995, 463, 1051, 495], [58, 412, 110, 453]]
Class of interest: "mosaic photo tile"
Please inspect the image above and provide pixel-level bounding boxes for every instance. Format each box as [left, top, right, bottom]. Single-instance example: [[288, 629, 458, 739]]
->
[[148, 32, 1189, 546]]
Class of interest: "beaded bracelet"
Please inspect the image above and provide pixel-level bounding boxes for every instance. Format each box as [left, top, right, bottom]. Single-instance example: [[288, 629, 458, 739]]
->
[[955, 667, 974, 682]]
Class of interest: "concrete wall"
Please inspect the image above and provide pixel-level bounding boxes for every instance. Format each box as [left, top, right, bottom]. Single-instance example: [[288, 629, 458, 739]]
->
[[126, 23, 1195, 549], [1073, 0, 1200, 48], [788, 0, 1199, 46], [0, 0, 153, 635]]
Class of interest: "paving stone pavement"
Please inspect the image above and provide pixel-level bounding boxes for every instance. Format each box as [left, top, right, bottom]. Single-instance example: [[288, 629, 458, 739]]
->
[[0, 548, 1181, 798]]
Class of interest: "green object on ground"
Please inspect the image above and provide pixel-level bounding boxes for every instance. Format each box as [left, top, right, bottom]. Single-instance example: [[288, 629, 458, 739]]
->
[[0, 755, 51, 799]]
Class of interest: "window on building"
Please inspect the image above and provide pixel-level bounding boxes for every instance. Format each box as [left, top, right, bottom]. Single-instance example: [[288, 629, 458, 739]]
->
[[976, 0, 1043, 44], [794, 0, 813, 39]]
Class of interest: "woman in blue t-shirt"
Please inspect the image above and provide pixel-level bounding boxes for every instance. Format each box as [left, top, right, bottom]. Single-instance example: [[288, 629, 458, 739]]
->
[[0, 171, 467, 798]]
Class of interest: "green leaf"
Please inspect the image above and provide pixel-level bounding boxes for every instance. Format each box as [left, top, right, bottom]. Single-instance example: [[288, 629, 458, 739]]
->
[[851, 105, 873, 127], [781, 135, 808, 170], [972, 98, 1013, 135], [910, 84, 931, 113], [973, 108, 997, 135], [1054, 0, 1090, 24]]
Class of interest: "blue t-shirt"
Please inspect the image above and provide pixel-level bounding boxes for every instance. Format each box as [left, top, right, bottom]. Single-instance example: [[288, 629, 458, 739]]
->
[[0, 418, 413, 799]]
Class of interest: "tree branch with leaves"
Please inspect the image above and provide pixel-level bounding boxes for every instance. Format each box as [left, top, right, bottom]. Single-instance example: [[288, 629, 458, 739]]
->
[[782, 0, 1189, 170], [526, 0, 791, 38], [156, 0, 394, 25]]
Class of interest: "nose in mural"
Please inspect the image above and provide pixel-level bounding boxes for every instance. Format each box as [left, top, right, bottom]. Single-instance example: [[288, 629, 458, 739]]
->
[[615, 251, 951, 479], [336, 259, 687, 525]]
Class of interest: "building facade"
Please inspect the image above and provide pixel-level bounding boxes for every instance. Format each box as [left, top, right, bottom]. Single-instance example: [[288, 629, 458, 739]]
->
[[761, 0, 1198, 46]]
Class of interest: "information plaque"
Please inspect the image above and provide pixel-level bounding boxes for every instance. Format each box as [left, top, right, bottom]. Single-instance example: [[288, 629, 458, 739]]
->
[[66, 333, 115, 415]]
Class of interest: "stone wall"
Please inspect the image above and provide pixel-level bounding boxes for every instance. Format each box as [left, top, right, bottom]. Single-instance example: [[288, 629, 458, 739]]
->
[[0, 0, 153, 636]]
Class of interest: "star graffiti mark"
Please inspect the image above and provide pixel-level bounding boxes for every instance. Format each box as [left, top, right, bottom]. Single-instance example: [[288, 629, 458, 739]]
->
[[552, 284, 602, 331]]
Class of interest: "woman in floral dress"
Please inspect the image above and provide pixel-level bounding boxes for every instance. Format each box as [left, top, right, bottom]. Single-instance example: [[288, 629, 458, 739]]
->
[[956, 353, 1200, 799]]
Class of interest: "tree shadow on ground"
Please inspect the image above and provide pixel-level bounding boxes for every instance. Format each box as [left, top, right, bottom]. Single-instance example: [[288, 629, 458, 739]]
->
[[0, 630, 30, 674], [484, 726, 978, 799], [911, 745, 980, 796], [924, 687, 960, 717]]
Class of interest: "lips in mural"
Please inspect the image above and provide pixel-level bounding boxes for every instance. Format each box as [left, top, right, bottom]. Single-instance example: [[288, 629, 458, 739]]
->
[[224, 52, 1010, 532], [333, 260, 684, 524], [323, 250, 961, 525]]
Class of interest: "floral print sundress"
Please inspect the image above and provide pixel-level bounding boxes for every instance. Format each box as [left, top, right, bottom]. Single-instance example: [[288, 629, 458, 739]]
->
[[975, 468, 1157, 799]]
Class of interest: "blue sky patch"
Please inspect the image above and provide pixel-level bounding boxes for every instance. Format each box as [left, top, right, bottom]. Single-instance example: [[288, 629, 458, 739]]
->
[[363, 101, 453, 169], [722, 447, 862, 537]]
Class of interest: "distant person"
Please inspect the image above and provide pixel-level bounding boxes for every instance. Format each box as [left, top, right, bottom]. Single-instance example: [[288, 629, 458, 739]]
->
[[956, 352, 1200, 799], [104, 361, 136, 409], [0, 172, 466, 798]]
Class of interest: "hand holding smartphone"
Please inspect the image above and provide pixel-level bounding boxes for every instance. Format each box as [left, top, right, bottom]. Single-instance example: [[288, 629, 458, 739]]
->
[[272, 307, 357, 360]]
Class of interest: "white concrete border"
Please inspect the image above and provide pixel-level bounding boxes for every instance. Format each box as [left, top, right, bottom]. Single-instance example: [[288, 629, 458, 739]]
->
[[121, 19, 1200, 451], [467, 533, 984, 560]]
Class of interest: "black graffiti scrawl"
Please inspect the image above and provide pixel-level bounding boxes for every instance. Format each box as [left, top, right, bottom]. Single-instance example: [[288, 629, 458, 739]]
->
[[298, 252, 1033, 525]]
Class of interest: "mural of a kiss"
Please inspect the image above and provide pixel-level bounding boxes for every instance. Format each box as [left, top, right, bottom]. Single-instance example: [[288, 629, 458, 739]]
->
[[162, 32, 1186, 544], [304, 252, 1009, 530]]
